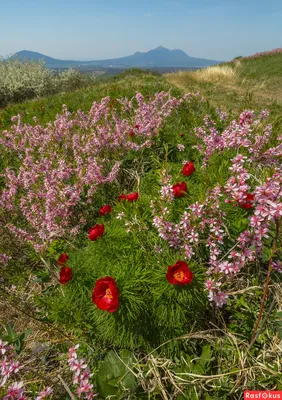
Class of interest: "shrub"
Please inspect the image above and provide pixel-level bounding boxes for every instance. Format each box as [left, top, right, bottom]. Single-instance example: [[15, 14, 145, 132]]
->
[[0, 58, 53, 106], [0, 92, 186, 252], [40, 195, 207, 350], [0, 58, 92, 107]]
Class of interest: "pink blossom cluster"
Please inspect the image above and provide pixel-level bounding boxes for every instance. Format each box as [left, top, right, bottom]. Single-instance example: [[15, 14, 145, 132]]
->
[[216, 108, 229, 121], [194, 110, 280, 166], [272, 260, 282, 273], [204, 157, 281, 305], [0, 92, 187, 252], [158, 169, 174, 203], [151, 120, 281, 306], [177, 144, 185, 151], [68, 344, 96, 399], [0, 339, 20, 387], [152, 179, 231, 306], [0, 338, 52, 399], [0, 253, 11, 265], [230, 47, 282, 62]]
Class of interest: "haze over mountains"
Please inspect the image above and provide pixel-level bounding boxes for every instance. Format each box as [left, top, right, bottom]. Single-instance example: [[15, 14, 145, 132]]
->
[[11, 46, 220, 69]]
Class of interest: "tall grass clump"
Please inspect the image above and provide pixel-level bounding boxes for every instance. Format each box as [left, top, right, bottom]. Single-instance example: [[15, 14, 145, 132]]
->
[[167, 65, 237, 88], [192, 64, 237, 82]]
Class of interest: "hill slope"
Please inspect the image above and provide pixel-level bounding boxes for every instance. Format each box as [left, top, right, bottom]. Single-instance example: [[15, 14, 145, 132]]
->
[[11, 47, 219, 68], [11, 50, 83, 68], [166, 50, 282, 109]]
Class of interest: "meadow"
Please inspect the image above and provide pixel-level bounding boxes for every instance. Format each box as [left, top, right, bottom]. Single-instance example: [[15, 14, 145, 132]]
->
[[0, 53, 281, 399]]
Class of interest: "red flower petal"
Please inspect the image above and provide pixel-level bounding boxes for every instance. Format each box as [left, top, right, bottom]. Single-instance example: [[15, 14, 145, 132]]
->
[[166, 261, 193, 286], [126, 192, 139, 202], [58, 253, 69, 266], [117, 193, 127, 202], [99, 205, 112, 216], [181, 162, 195, 177], [59, 266, 72, 284], [238, 193, 255, 209], [92, 276, 119, 312], [88, 224, 105, 241], [172, 182, 188, 198]]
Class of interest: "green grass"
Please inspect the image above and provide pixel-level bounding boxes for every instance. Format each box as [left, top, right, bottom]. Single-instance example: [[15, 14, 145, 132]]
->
[[165, 52, 282, 113], [1, 60, 282, 399], [0, 71, 180, 131]]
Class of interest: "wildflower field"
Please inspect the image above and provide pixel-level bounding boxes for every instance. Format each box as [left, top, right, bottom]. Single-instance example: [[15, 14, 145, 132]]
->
[[0, 55, 282, 399]]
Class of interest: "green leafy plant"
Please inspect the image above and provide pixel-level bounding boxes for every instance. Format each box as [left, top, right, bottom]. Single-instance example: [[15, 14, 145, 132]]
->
[[0, 323, 32, 354], [96, 350, 137, 398]]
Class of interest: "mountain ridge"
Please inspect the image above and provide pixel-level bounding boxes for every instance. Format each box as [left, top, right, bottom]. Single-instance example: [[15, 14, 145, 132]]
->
[[11, 46, 220, 68]]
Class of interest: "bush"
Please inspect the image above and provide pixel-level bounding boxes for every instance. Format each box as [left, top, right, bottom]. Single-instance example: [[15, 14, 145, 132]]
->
[[0, 58, 53, 105], [43, 197, 207, 350], [0, 58, 92, 107]]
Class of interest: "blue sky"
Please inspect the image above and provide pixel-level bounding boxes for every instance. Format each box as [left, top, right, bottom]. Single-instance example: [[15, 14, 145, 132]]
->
[[1, 0, 282, 61]]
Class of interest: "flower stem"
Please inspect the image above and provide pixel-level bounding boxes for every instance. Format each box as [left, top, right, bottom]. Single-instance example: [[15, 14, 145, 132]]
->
[[249, 218, 280, 347]]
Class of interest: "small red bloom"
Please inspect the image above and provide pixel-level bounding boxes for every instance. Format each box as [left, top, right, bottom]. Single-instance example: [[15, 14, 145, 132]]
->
[[59, 266, 72, 284], [166, 261, 193, 286], [180, 133, 185, 137], [92, 276, 119, 312], [58, 253, 69, 266], [172, 182, 188, 197], [182, 161, 195, 177], [88, 224, 105, 241], [129, 130, 134, 137], [135, 124, 140, 129], [99, 204, 112, 216], [117, 193, 127, 202], [238, 193, 255, 209], [126, 192, 139, 202]]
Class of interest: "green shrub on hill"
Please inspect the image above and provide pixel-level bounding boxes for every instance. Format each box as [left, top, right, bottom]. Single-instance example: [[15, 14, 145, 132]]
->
[[42, 194, 207, 351], [0, 58, 94, 107]]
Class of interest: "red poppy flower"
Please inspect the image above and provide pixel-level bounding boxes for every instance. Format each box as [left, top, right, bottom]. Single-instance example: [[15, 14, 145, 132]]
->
[[58, 253, 69, 266], [166, 261, 193, 286], [172, 182, 188, 197], [182, 161, 195, 177], [180, 133, 185, 137], [238, 193, 255, 209], [117, 193, 127, 202], [59, 266, 72, 284], [135, 124, 140, 129], [99, 205, 112, 216], [129, 130, 134, 137], [92, 276, 119, 312], [88, 224, 105, 241], [126, 192, 139, 202]]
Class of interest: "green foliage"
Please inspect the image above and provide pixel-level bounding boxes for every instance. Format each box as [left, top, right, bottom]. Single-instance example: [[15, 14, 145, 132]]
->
[[96, 350, 137, 398], [0, 73, 179, 132], [274, 311, 282, 339], [39, 192, 207, 351], [166, 52, 282, 113], [0, 323, 32, 354], [0, 58, 93, 107], [1, 62, 282, 398]]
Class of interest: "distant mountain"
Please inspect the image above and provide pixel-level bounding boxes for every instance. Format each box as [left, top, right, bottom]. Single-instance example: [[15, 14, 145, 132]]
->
[[11, 46, 220, 68], [10, 50, 82, 68]]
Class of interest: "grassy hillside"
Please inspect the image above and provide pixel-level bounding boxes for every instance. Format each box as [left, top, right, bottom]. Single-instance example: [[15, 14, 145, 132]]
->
[[0, 62, 282, 399], [165, 51, 282, 111], [0, 70, 180, 131]]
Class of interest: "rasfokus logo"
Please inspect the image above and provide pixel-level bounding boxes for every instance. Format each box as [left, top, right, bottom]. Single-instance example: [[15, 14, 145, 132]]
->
[[244, 392, 282, 399]]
